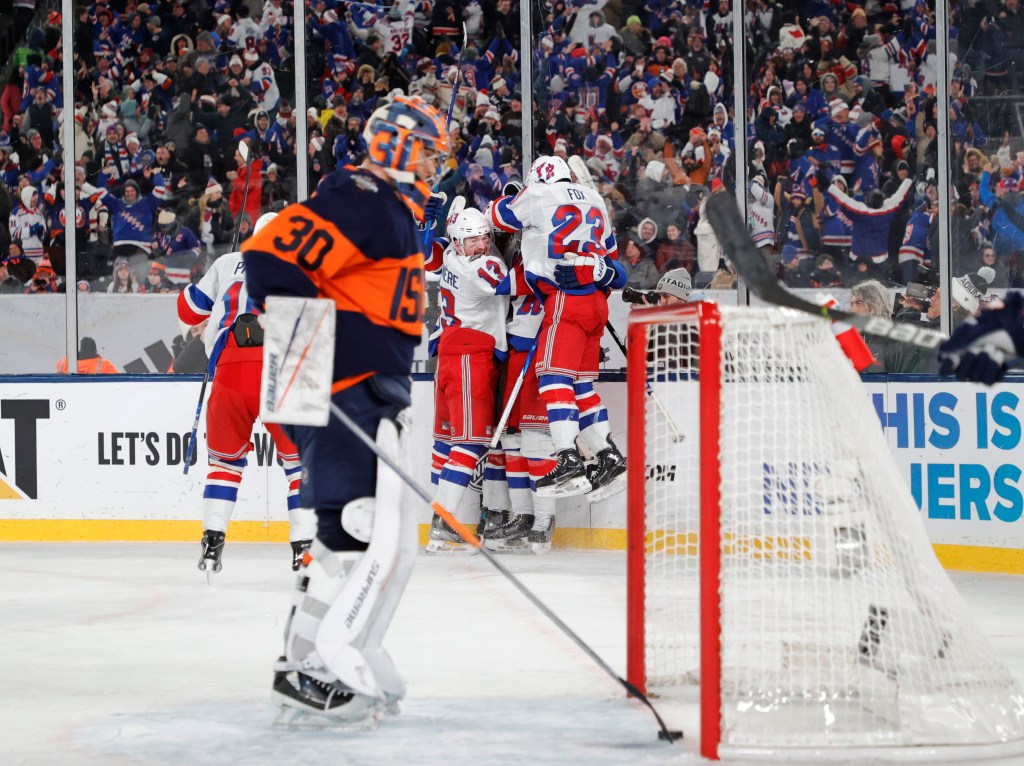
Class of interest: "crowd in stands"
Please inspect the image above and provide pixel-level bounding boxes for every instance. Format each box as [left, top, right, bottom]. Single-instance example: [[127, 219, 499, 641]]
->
[[0, 0, 1019, 311]]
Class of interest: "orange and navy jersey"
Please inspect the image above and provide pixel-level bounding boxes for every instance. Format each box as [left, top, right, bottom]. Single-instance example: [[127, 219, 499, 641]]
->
[[242, 166, 424, 392]]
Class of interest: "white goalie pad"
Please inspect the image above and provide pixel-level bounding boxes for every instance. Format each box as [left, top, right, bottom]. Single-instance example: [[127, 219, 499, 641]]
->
[[285, 413, 418, 705], [260, 296, 336, 426]]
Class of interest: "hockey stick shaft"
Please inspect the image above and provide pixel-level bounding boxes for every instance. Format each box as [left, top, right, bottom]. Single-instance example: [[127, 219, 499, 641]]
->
[[328, 400, 681, 743], [182, 370, 209, 475], [604, 321, 685, 443], [704, 192, 947, 350], [230, 146, 255, 252], [422, 23, 467, 251], [489, 341, 537, 449]]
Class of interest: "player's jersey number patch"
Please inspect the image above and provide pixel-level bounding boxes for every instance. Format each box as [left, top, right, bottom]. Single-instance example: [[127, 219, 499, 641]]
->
[[548, 204, 606, 260], [390, 266, 423, 323], [273, 215, 334, 271]]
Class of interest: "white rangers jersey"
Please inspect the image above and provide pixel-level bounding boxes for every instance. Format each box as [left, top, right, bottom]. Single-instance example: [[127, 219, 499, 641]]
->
[[246, 61, 280, 112], [437, 243, 510, 353], [491, 181, 618, 294], [506, 293, 544, 352], [375, 1, 415, 55], [178, 252, 255, 360], [9, 204, 47, 262]]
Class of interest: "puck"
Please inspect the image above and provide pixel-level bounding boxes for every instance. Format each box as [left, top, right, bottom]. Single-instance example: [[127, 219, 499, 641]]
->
[[658, 729, 684, 741]]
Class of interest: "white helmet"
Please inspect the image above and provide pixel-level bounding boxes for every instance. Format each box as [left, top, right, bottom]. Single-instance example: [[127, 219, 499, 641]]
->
[[254, 211, 277, 234], [448, 208, 491, 252], [528, 155, 572, 185]]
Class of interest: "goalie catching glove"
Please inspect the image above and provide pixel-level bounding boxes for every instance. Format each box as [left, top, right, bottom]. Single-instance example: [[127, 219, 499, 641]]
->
[[938, 292, 1024, 385]]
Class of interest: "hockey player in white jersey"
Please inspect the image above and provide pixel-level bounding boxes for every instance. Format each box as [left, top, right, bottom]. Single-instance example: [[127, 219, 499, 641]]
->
[[426, 207, 512, 552], [484, 288, 561, 553], [490, 155, 627, 499], [375, 0, 415, 55], [178, 212, 316, 575]]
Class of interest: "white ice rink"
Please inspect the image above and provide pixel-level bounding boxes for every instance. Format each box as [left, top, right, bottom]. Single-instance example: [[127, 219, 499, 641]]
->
[[4, 544, 1023, 766]]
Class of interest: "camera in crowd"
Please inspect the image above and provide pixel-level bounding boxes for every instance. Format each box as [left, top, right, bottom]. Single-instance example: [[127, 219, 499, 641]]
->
[[622, 285, 659, 305], [893, 282, 937, 314]]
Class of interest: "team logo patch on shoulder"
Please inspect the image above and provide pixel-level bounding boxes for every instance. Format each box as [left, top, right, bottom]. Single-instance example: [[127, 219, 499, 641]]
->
[[353, 174, 379, 193]]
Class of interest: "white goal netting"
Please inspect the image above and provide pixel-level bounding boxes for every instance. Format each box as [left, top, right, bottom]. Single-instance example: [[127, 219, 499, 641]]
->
[[627, 304, 1024, 760]]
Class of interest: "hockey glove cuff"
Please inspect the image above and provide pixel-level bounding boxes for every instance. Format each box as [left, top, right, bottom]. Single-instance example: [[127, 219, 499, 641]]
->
[[553, 254, 606, 291]]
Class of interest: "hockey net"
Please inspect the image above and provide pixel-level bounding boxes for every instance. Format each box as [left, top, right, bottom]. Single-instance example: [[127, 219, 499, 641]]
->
[[626, 303, 1024, 761]]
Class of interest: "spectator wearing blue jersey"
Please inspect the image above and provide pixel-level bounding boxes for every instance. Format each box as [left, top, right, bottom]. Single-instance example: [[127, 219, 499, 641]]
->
[[90, 168, 166, 262]]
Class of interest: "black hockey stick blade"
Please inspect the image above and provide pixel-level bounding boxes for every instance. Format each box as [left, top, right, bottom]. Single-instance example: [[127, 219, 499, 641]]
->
[[705, 192, 947, 351]]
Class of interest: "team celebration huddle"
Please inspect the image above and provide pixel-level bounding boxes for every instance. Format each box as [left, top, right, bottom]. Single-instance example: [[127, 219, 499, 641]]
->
[[423, 150, 629, 554]]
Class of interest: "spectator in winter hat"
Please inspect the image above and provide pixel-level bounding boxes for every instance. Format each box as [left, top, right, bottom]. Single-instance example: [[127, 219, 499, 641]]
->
[[107, 256, 140, 293], [654, 268, 693, 305], [619, 15, 652, 57], [140, 259, 176, 293], [24, 257, 58, 294]]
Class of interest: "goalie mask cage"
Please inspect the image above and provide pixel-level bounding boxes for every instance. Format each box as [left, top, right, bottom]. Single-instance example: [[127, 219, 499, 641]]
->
[[625, 303, 1024, 762]]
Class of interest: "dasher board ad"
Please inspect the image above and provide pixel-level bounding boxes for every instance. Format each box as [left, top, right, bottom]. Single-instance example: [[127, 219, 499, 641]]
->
[[0, 378, 1022, 554]]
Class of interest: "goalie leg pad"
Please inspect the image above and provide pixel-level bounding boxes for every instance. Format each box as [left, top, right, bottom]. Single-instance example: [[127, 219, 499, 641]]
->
[[283, 414, 417, 707]]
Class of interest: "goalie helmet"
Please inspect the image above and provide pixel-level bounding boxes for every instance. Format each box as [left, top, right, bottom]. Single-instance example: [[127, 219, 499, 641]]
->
[[363, 95, 449, 218], [448, 208, 491, 256], [528, 155, 572, 185], [254, 211, 277, 234]]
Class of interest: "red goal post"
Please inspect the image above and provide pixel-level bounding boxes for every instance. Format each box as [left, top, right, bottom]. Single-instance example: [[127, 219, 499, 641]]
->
[[626, 302, 1024, 762]]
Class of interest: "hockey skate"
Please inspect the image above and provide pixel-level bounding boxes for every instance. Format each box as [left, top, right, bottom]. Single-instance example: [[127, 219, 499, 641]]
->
[[533, 448, 592, 498], [528, 514, 556, 555], [477, 508, 506, 538], [198, 530, 225, 583], [585, 438, 627, 503], [483, 513, 534, 553], [273, 658, 382, 728], [290, 539, 313, 571], [425, 513, 477, 555]]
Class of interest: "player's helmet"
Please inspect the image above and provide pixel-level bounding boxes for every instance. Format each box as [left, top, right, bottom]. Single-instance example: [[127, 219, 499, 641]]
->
[[363, 95, 449, 218], [254, 211, 277, 234], [527, 155, 572, 185], [448, 208, 491, 255]]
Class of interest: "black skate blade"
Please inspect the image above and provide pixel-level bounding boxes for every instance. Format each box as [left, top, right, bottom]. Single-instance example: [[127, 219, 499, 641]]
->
[[424, 539, 480, 555], [586, 471, 627, 503], [533, 476, 591, 499], [484, 538, 532, 555], [272, 695, 381, 729]]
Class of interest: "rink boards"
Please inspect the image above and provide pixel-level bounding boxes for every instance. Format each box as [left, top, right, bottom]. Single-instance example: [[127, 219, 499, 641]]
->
[[0, 375, 1021, 574]]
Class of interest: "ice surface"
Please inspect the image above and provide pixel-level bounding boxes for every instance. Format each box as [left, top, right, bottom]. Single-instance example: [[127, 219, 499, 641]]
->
[[2, 544, 1021, 766]]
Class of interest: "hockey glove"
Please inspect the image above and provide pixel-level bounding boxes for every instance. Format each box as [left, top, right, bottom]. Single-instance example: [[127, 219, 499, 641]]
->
[[553, 253, 607, 291], [502, 180, 523, 197], [422, 192, 447, 230], [938, 292, 1024, 385]]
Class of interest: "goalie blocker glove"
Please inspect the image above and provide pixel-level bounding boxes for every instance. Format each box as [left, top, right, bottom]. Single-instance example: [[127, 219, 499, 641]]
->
[[938, 292, 1024, 385]]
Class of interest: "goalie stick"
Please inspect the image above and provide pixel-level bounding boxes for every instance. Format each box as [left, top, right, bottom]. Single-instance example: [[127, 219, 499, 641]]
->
[[328, 401, 683, 744], [704, 192, 947, 350]]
